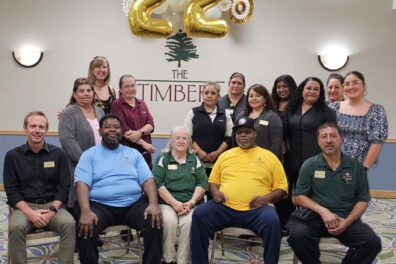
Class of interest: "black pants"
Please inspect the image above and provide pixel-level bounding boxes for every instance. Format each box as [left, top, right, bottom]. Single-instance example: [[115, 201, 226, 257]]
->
[[275, 167, 298, 227], [74, 196, 162, 264], [286, 212, 381, 264]]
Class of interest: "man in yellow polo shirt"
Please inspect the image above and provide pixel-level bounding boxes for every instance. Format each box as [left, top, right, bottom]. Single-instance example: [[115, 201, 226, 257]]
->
[[191, 117, 288, 264]]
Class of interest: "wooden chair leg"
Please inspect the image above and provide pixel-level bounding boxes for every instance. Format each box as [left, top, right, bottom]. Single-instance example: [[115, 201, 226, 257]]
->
[[136, 230, 143, 263], [126, 229, 132, 254], [221, 232, 225, 256], [293, 252, 299, 264], [210, 232, 218, 264]]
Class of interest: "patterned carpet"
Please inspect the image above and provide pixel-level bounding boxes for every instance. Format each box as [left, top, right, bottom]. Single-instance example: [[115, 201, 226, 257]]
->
[[0, 191, 395, 263]]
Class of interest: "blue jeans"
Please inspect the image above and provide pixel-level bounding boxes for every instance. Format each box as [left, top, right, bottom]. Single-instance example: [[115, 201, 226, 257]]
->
[[191, 200, 281, 264]]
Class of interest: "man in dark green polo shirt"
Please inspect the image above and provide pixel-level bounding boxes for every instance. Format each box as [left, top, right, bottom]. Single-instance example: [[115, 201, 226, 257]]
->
[[286, 122, 381, 264]]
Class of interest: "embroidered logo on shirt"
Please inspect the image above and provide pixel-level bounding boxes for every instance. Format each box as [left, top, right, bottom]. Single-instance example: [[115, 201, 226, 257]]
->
[[43, 161, 55, 168], [342, 173, 353, 184], [314, 170, 326, 179]]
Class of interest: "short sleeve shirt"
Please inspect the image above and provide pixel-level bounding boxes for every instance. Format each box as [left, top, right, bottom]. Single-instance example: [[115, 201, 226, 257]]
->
[[75, 144, 152, 207], [209, 146, 288, 211], [294, 153, 370, 218]]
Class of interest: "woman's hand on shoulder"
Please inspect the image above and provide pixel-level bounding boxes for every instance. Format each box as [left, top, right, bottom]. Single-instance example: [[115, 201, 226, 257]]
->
[[56, 110, 64, 120]]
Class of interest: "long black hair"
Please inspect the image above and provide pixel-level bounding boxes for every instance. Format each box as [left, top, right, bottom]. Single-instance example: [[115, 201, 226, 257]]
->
[[286, 76, 327, 115], [271, 74, 297, 108]]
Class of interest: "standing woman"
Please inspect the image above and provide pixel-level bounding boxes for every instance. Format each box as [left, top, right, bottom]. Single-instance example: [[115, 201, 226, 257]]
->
[[58, 77, 105, 208], [184, 82, 233, 175], [218, 72, 246, 121], [111, 74, 155, 167], [326, 73, 344, 103], [235, 84, 283, 158], [329, 71, 388, 169], [152, 126, 207, 264], [271, 74, 298, 115], [88, 56, 116, 113], [282, 77, 336, 226]]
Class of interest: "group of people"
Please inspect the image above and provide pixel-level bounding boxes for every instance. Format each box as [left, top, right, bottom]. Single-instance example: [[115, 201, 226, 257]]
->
[[3, 55, 389, 264]]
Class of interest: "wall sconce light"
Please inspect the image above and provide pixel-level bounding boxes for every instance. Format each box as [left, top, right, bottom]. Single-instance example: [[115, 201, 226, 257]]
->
[[12, 46, 44, 68], [318, 45, 349, 71]]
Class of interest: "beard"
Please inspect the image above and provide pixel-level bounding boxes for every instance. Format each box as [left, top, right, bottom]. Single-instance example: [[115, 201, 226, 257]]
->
[[102, 133, 122, 149]]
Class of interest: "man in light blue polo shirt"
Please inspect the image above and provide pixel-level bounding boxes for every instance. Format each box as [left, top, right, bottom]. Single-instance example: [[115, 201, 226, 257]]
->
[[74, 114, 162, 264]]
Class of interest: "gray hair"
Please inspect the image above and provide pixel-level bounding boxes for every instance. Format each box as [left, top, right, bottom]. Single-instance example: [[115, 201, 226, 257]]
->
[[161, 126, 194, 154], [203, 81, 221, 96]]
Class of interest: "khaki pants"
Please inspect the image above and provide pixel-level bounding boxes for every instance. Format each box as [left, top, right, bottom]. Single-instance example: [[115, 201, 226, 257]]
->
[[8, 203, 76, 264], [160, 204, 193, 264]]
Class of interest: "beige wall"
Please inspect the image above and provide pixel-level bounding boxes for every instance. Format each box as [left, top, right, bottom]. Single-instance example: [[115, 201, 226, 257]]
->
[[0, 0, 395, 136]]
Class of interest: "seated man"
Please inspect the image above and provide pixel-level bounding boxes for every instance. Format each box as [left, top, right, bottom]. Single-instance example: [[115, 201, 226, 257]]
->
[[287, 122, 382, 264], [74, 114, 162, 264], [191, 117, 288, 264], [4, 111, 75, 264]]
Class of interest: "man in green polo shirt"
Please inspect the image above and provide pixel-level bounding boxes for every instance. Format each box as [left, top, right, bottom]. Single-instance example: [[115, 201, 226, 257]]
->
[[286, 122, 381, 264]]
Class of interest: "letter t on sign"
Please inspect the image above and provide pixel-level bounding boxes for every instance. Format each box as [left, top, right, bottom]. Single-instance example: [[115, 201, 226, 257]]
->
[[172, 69, 188, 80]]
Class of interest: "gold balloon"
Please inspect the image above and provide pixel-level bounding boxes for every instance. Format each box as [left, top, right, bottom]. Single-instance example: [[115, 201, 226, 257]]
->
[[184, 0, 228, 38], [129, 0, 173, 38]]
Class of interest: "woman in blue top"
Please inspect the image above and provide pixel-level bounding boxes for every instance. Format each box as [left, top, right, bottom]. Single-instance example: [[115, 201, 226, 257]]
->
[[329, 71, 388, 170]]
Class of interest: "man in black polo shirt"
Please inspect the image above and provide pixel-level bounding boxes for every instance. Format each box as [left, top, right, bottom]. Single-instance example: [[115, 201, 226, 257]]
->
[[4, 111, 75, 264], [286, 122, 381, 264]]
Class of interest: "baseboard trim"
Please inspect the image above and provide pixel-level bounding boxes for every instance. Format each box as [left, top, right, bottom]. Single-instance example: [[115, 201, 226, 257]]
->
[[0, 184, 395, 198], [370, 190, 396, 198]]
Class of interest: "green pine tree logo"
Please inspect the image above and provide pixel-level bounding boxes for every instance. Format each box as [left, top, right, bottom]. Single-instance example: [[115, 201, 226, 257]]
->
[[165, 30, 199, 68]]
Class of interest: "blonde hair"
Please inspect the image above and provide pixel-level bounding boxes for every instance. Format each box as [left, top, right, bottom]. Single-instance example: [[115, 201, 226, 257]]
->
[[87, 56, 111, 85]]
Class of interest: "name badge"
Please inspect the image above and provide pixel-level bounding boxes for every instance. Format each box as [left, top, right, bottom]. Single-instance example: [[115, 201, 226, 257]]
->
[[259, 120, 269, 126], [44, 161, 55, 168], [168, 164, 178, 170], [226, 109, 234, 115], [314, 170, 326, 179]]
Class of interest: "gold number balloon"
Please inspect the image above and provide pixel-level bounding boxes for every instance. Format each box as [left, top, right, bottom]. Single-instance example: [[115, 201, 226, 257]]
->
[[129, 0, 173, 38], [184, 0, 228, 38]]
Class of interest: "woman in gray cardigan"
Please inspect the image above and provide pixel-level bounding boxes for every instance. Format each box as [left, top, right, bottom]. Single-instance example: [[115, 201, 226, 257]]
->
[[234, 84, 283, 159], [58, 77, 105, 208]]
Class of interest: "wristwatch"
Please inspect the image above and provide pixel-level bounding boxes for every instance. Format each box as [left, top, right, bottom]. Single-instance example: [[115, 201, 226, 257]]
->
[[140, 129, 145, 136], [49, 205, 58, 214]]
